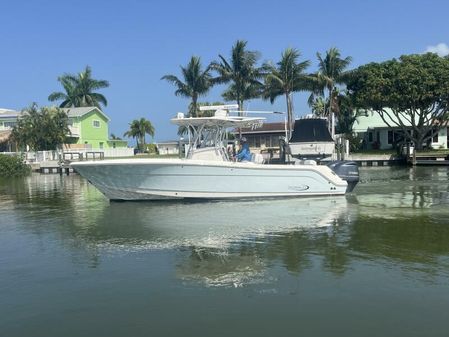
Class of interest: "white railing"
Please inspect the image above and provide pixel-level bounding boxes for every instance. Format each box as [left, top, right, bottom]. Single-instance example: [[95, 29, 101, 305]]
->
[[2, 147, 135, 163], [1, 151, 59, 162], [91, 148, 134, 158], [63, 147, 135, 159]]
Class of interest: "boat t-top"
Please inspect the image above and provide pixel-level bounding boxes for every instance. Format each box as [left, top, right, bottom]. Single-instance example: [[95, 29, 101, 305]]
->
[[71, 105, 359, 200]]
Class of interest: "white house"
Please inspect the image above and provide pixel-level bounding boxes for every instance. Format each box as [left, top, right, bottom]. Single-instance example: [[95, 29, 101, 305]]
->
[[156, 141, 180, 155], [353, 110, 448, 150]]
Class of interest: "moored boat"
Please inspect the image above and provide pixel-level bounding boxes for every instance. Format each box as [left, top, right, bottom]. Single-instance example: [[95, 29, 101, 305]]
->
[[72, 105, 358, 200]]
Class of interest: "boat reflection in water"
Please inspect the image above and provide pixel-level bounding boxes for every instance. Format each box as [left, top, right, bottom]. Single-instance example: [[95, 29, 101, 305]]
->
[[87, 196, 351, 249], [80, 197, 352, 287]]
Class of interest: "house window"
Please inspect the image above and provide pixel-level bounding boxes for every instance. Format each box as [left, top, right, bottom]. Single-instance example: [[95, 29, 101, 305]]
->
[[265, 136, 271, 148], [248, 136, 255, 147], [92, 120, 100, 128], [99, 142, 104, 149], [433, 132, 439, 143], [368, 132, 373, 142], [4, 121, 17, 128], [388, 131, 394, 144], [255, 136, 261, 148]]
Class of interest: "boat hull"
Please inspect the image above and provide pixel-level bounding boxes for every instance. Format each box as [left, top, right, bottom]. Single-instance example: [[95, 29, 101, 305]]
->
[[71, 159, 348, 201]]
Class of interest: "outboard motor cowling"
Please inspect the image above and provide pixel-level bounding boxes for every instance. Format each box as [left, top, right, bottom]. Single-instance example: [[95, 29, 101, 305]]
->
[[327, 161, 359, 192]]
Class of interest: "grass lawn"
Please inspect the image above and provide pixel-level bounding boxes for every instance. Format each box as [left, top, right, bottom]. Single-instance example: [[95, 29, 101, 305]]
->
[[414, 149, 449, 156]]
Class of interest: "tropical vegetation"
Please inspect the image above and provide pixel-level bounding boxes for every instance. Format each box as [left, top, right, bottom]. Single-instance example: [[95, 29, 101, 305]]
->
[[161, 42, 359, 139], [263, 48, 310, 137], [0, 154, 31, 177], [11, 103, 70, 151], [310, 47, 352, 117], [347, 53, 449, 150], [210, 40, 264, 113], [124, 118, 155, 152], [161, 56, 213, 117], [48, 66, 109, 109]]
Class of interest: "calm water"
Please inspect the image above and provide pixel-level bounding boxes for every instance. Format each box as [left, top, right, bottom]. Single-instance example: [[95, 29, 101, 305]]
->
[[1, 167, 449, 337]]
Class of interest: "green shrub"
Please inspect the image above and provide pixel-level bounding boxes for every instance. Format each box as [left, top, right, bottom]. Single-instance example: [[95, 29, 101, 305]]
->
[[0, 154, 31, 177], [146, 143, 158, 154], [345, 133, 364, 152]]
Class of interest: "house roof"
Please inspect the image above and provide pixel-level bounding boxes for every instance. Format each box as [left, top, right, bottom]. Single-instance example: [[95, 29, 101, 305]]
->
[[0, 108, 21, 119], [62, 107, 110, 121], [353, 109, 414, 132], [0, 107, 111, 121], [156, 140, 180, 145]]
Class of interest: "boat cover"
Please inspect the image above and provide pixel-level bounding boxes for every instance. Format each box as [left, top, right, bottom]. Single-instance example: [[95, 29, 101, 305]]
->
[[290, 119, 333, 142]]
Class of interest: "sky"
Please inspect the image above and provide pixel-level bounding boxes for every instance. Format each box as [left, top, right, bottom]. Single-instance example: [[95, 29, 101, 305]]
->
[[1, 0, 449, 143]]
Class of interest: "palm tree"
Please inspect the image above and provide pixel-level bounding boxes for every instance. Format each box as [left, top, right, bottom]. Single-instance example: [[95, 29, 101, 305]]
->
[[211, 40, 264, 114], [47, 77, 79, 108], [310, 96, 326, 116], [161, 56, 213, 117], [310, 47, 352, 138], [48, 66, 109, 109], [123, 118, 155, 151], [263, 48, 310, 137]]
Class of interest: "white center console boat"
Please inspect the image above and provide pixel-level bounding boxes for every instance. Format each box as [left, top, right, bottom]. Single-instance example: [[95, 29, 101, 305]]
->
[[72, 105, 358, 201]]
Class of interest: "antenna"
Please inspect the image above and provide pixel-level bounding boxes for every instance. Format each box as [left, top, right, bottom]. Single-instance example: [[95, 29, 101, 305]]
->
[[229, 110, 285, 115], [199, 104, 239, 111]]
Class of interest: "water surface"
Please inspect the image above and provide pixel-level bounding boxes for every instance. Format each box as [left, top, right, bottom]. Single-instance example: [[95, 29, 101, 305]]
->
[[1, 167, 449, 337]]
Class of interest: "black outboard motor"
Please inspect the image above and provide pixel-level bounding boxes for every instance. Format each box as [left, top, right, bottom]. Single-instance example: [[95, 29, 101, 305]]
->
[[327, 161, 359, 192]]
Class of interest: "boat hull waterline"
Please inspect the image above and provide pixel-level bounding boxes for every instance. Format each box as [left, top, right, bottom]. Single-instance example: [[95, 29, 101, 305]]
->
[[72, 159, 348, 201]]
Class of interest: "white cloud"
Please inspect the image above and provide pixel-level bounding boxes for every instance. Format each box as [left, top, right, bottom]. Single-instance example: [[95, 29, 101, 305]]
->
[[425, 43, 449, 57]]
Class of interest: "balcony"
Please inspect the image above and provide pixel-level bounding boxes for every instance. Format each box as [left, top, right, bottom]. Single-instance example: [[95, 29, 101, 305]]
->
[[68, 126, 80, 137]]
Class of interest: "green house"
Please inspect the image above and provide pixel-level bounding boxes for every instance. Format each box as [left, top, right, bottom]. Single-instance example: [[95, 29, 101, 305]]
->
[[0, 106, 127, 151], [63, 107, 127, 149]]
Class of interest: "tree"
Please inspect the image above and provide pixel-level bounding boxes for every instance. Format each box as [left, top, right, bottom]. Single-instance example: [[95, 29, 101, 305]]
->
[[110, 133, 121, 140], [347, 53, 449, 150], [211, 40, 264, 113], [309, 48, 352, 138], [263, 48, 310, 137], [123, 118, 155, 151], [311, 96, 326, 116], [333, 91, 357, 135], [161, 56, 213, 117], [11, 103, 70, 151], [49, 66, 109, 109]]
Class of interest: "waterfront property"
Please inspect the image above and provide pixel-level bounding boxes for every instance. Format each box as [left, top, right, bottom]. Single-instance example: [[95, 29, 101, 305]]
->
[[353, 109, 449, 150], [155, 140, 180, 155], [0, 108, 21, 151], [62, 107, 127, 150], [0, 106, 128, 151]]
